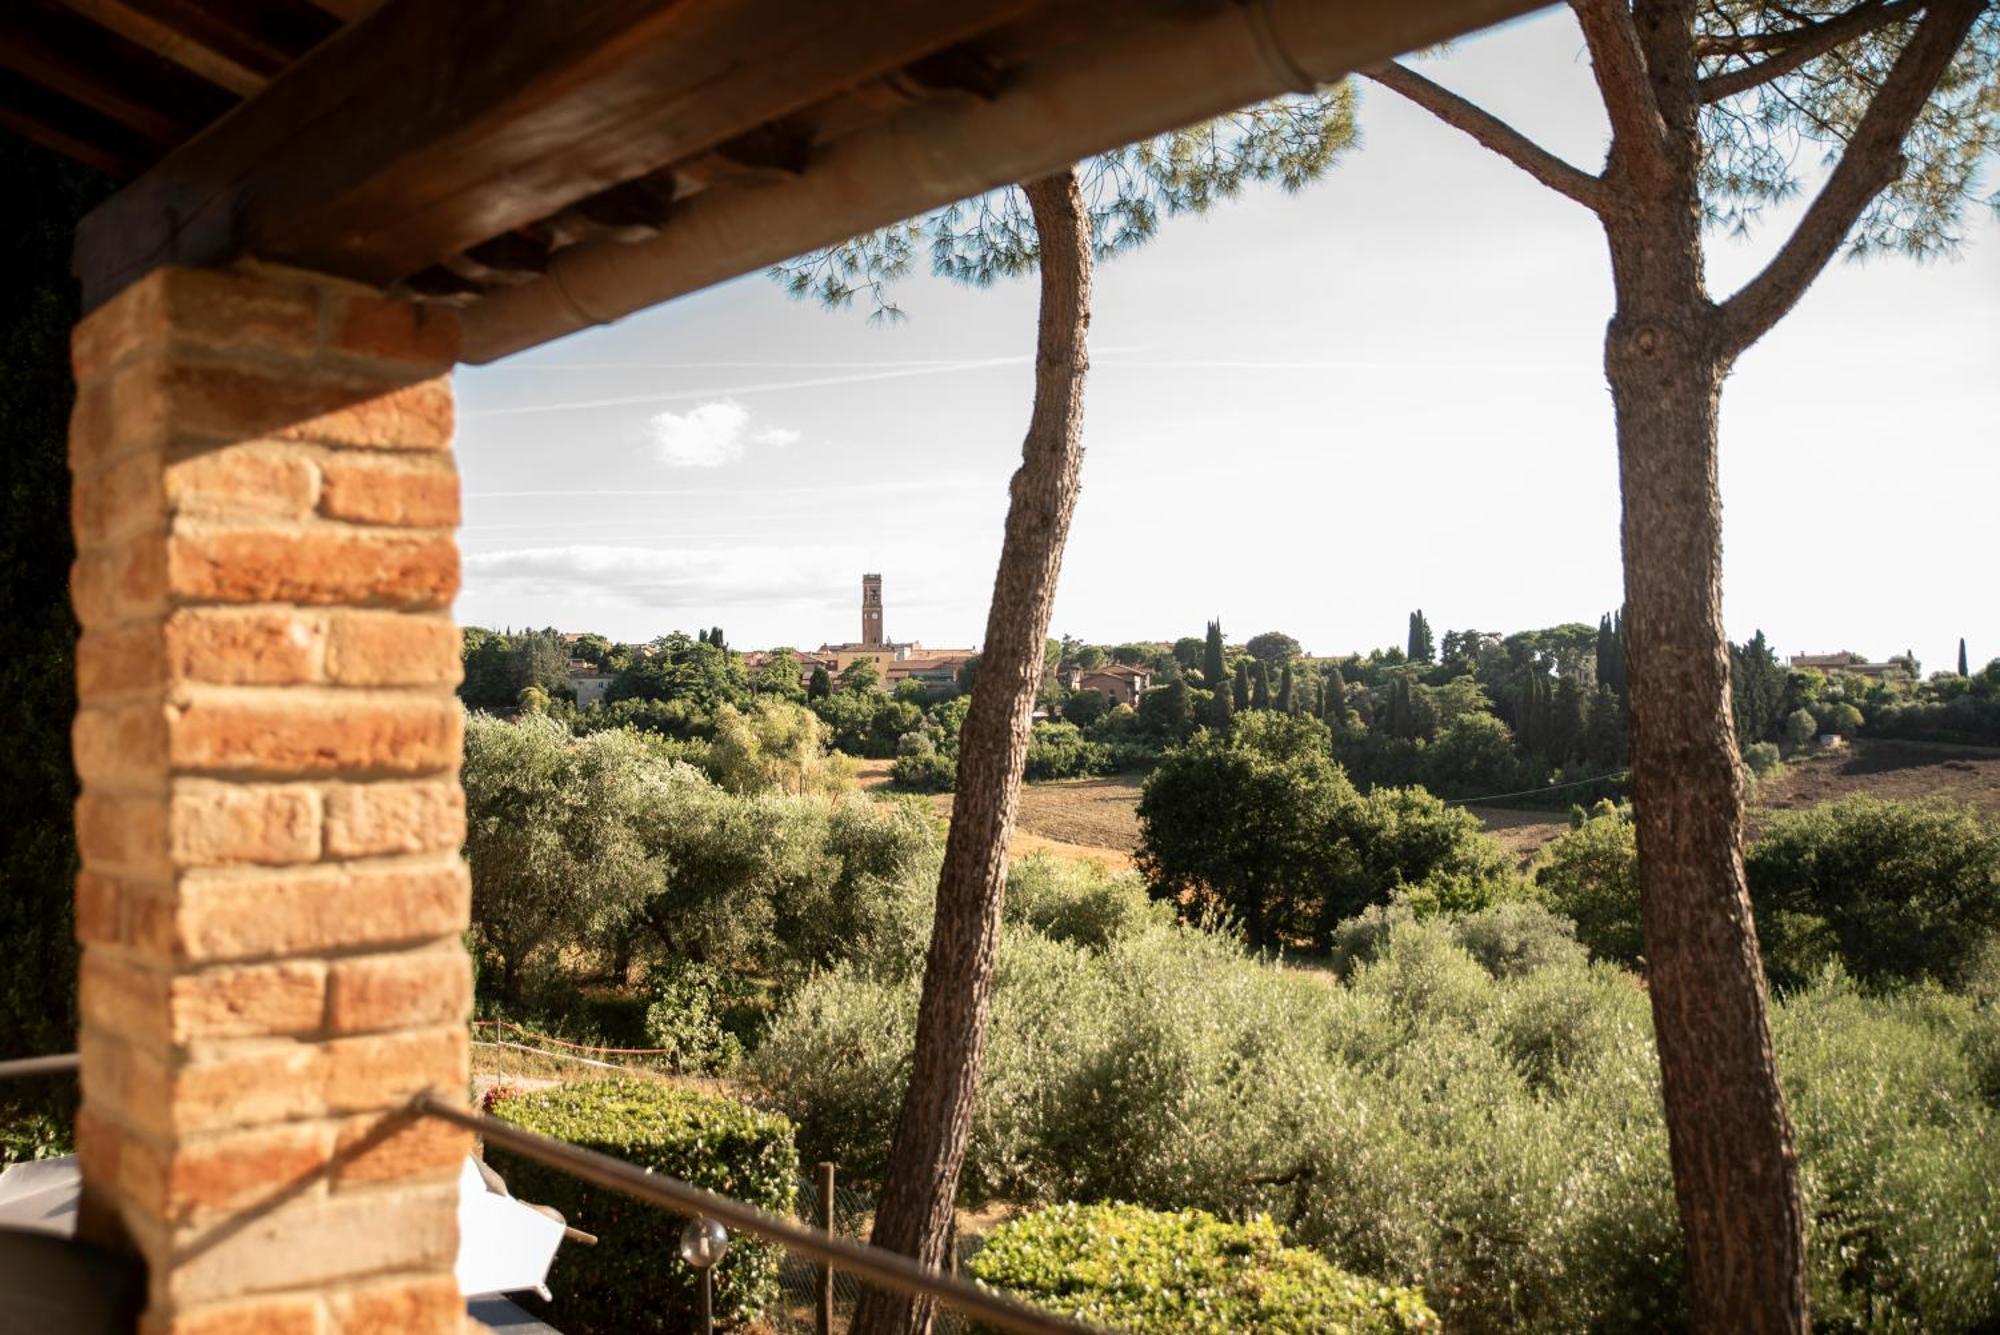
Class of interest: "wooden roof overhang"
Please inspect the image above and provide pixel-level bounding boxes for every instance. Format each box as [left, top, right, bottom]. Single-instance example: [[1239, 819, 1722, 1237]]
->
[[12, 0, 1545, 364]]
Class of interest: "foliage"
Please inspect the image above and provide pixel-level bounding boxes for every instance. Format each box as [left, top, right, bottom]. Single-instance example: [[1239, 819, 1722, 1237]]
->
[[1024, 721, 1112, 781], [1245, 631, 1303, 664], [1537, 802, 1646, 968], [1539, 796, 2000, 991], [966, 1203, 1436, 1334], [891, 747, 958, 793], [774, 93, 1358, 318], [641, 960, 745, 1074], [755, 904, 2000, 1332], [488, 1080, 797, 1334], [708, 699, 851, 797], [463, 716, 660, 1000], [1137, 717, 1515, 949], [1748, 797, 2000, 991], [462, 627, 572, 710], [610, 632, 749, 712], [0, 140, 109, 1071]]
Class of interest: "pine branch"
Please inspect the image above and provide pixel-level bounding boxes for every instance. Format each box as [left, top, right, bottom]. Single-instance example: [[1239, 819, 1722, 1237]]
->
[[1362, 63, 1605, 211], [1698, 0, 1920, 103], [1570, 0, 1675, 189], [1718, 0, 1985, 357]]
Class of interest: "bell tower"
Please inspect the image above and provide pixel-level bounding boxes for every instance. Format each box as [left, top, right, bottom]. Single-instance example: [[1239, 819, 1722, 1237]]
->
[[861, 572, 884, 648]]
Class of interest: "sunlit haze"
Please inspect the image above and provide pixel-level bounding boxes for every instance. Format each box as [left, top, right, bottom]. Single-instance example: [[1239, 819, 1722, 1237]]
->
[[456, 7, 1999, 669]]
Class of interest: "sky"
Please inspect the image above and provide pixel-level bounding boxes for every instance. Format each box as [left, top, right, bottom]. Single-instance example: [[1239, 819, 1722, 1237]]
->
[[455, 7, 1999, 673]]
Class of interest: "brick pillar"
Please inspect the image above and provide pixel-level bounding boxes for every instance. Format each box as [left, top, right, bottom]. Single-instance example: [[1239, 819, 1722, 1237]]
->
[[67, 266, 472, 1335]]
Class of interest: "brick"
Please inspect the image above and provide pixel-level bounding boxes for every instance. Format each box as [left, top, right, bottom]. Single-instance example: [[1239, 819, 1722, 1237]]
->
[[73, 538, 169, 626], [326, 1274, 461, 1335], [73, 701, 169, 788], [328, 295, 460, 369], [324, 782, 464, 858], [77, 870, 135, 946], [80, 950, 170, 1046], [163, 1183, 457, 1304], [317, 453, 458, 528], [167, 692, 462, 776], [135, 1044, 327, 1138], [77, 791, 169, 871], [73, 268, 322, 384], [167, 527, 459, 608], [325, 613, 461, 688], [332, 1112, 467, 1187], [279, 377, 454, 452], [168, 962, 328, 1042], [171, 861, 469, 962], [72, 448, 163, 546], [323, 1027, 467, 1113], [328, 948, 469, 1034], [144, 1295, 323, 1335], [164, 608, 327, 686], [148, 1121, 333, 1218], [77, 622, 167, 699], [165, 445, 319, 522], [74, 1106, 123, 1189], [170, 782, 322, 865]]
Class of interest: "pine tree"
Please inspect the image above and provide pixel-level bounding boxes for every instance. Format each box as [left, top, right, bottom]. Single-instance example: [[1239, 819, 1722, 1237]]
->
[[1203, 619, 1227, 690], [1233, 661, 1250, 711], [1278, 663, 1298, 715], [1250, 660, 1272, 710], [1960, 638, 1970, 677]]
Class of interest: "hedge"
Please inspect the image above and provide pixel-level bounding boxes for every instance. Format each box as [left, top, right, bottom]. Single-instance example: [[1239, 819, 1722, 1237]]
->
[[966, 1203, 1436, 1334], [487, 1079, 797, 1333]]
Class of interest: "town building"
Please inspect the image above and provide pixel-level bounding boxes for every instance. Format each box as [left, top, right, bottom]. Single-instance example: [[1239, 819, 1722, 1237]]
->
[[1059, 662, 1155, 707], [815, 574, 974, 688], [1789, 652, 1914, 681]]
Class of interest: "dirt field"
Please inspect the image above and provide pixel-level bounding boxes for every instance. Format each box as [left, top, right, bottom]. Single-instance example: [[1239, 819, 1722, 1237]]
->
[[860, 740, 2000, 871]]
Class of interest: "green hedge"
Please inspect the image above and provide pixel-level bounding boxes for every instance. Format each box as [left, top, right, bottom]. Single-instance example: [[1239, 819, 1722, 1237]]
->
[[487, 1079, 797, 1334], [966, 1203, 1436, 1333]]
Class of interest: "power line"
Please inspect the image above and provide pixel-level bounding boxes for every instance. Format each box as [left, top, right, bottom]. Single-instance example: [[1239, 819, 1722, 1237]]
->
[[1444, 769, 1630, 807]]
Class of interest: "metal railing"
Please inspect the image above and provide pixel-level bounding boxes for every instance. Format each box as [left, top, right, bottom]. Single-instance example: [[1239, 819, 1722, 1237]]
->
[[0, 1054, 1098, 1335]]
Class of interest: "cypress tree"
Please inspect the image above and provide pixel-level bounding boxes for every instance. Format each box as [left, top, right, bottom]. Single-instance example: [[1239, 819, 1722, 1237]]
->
[[1209, 676, 1234, 729], [1234, 661, 1250, 711], [807, 665, 831, 700], [1322, 666, 1346, 731], [1960, 638, 1970, 677], [1203, 619, 1227, 690], [1278, 663, 1298, 714], [1251, 660, 1272, 710], [1407, 610, 1435, 664]]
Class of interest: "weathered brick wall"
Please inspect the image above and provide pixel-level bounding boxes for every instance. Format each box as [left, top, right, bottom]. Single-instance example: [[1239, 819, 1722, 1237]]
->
[[67, 266, 471, 1334]]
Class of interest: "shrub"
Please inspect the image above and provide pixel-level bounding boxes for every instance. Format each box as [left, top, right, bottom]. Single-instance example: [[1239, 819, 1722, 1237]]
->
[[1024, 722, 1111, 781], [1744, 740, 1783, 775], [1747, 796, 2000, 990], [891, 747, 956, 792], [641, 960, 745, 1074], [487, 1080, 797, 1334], [754, 910, 2000, 1332], [966, 1203, 1436, 1333], [1003, 855, 1170, 951], [1536, 802, 1643, 967]]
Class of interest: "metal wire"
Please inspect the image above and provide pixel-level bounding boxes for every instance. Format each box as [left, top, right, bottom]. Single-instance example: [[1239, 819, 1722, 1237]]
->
[[0, 1053, 80, 1080]]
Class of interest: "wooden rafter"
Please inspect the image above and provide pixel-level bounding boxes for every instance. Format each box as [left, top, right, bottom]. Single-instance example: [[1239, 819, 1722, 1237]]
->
[[74, 0, 1049, 308]]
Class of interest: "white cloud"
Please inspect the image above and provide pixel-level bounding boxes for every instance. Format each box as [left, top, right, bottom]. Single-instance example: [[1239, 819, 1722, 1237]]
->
[[463, 544, 861, 610], [644, 400, 803, 467]]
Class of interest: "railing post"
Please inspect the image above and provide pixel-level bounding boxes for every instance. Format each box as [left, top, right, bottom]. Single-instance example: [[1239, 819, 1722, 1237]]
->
[[817, 1160, 836, 1335]]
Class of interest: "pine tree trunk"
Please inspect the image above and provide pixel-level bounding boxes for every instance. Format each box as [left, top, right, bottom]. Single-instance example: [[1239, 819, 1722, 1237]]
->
[[1595, 8, 1807, 1325], [1610, 312, 1807, 1332], [850, 167, 1092, 1335]]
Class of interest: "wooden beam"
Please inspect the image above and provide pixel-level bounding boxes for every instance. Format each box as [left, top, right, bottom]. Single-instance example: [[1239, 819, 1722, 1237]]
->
[[74, 0, 1047, 310], [0, 66, 147, 177], [461, 0, 1553, 363], [55, 0, 274, 96], [0, 3, 237, 145]]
